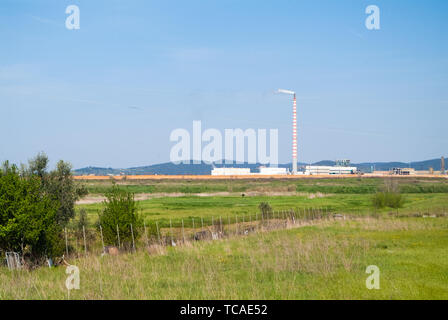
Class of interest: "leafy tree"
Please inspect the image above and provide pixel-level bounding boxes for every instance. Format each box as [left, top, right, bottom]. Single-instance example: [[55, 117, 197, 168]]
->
[[98, 185, 143, 247], [46, 160, 88, 226], [0, 163, 61, 260], [0, 153, 88, 263], [28, 152, 49, 179], [26, 153, 87, 227]]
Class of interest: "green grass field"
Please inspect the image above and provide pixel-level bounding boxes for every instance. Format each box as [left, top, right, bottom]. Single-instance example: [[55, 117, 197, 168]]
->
[[2, 177, 448, 300], [82, 177, 448, 195], [1, 217, 447, 299], [78, 192, 448, 227]]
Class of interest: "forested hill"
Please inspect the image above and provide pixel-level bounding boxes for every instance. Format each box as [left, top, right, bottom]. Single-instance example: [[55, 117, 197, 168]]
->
[[74, 158, 446, 175]]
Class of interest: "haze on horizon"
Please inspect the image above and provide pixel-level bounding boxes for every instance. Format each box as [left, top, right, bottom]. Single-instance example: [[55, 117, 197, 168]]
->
[[1, 0, 447, 169]]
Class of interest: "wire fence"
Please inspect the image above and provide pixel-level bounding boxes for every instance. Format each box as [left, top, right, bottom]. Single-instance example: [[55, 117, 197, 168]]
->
[[61, 207, 337, 258], [4, 206, 447, 268]]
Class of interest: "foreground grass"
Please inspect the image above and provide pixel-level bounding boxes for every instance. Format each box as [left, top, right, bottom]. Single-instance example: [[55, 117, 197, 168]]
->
[[1, 217, 447, 299]]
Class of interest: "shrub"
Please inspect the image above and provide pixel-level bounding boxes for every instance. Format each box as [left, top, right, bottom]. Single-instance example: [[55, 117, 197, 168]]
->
[[372, 192, 386, 209], [258, 202, 273, 216], [98, 185, 143, 247], [372, 192, 405, 209]]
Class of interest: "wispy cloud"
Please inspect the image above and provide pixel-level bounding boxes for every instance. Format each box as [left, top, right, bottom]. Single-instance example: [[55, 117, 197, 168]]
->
[[30, 15, 61, 27]]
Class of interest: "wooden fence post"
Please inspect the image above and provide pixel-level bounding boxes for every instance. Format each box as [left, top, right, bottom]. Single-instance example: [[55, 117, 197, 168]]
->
[[116, 224, 121, 249], [82, 225, 87, 256], [235, 214, 238, 235], [156, 221, 161, 246], [99, 225, 105, 252], [64, 227, 69, 256], [130, 223, 136, 252], [143, 221, 149, 248], [169, 219, 174, 245], [182, 219, 185, 243]]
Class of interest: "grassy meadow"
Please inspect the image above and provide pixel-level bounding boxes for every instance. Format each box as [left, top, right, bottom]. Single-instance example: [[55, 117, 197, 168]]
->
[[76, 192, 448, 234], [82, 176, 448, 195], [1, 216, 447, 299], [1, 176, 448, 300]]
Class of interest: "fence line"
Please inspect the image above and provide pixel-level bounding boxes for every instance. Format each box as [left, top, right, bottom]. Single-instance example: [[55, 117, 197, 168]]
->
[[52, 207, 356, 259]]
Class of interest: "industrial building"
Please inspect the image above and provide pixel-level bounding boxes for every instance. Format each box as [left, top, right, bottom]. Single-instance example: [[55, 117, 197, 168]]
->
[[305, 166, 357, 175], [211, 168, 251, 176], [259, 167, 288, 175]]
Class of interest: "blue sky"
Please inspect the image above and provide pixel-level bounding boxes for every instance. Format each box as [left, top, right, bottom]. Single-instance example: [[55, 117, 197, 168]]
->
[[1, 0, 447, 169]]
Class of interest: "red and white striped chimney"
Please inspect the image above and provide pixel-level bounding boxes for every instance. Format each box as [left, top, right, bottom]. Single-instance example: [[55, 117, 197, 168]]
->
[[292, 94, 297, 174], [277, 89, 298, 174]]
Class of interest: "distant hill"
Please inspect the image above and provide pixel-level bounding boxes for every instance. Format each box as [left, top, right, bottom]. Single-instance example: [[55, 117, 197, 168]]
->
[[74, 157, 446, 176]]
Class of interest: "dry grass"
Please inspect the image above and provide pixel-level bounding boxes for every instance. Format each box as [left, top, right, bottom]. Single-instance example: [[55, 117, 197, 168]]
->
[[1, 216, 447, 300]]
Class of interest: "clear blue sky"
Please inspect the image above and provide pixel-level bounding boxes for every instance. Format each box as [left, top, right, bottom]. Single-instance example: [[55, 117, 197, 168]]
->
[[1, 0, 447, 169]]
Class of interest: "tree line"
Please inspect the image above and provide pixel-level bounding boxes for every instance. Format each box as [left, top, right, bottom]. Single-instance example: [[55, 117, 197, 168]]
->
[[1, 152, 143, 266]]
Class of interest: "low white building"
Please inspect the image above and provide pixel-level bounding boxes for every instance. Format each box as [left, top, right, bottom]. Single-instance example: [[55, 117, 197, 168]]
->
[[305, 166, 357, 175], [211, 168, 251, 176], [259, 167, 288, 175]]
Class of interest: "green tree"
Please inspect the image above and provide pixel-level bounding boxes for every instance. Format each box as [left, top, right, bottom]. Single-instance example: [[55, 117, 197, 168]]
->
[[28, 151, 49, 179], [26, 153, 87, 227], [46, 160, 88, 226], [98, 185, 143, 247], [0, 163, 61, 260]]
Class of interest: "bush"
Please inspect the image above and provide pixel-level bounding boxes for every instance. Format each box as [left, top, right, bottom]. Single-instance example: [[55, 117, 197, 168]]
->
[[258, 202, 273, 216], [0, 163, 62, 260], [372, 192, 405, 209], [98, 185, 143, 247]]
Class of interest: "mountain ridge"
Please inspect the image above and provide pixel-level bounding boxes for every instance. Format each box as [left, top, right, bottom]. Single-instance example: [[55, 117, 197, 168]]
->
[[74, 157, 446, 175]]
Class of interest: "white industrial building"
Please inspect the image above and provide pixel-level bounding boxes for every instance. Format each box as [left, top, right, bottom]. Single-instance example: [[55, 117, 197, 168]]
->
[[305, 166, 357, 175], [211, 168, 251, 176], [259, 167, 288, 175]]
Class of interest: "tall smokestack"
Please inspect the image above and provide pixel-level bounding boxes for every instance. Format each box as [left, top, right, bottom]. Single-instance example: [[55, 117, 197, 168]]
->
[[277, 89, 298, 175], [292, 94, 297, 175], [442, 156, 445, 174]]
